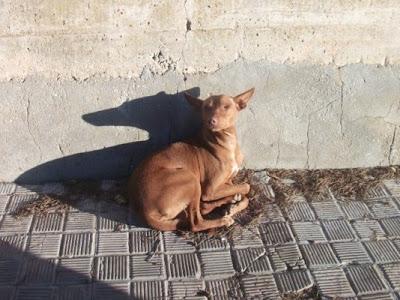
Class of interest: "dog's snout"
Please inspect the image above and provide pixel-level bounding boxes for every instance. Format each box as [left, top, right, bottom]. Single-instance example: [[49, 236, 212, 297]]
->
[[209, 118, 217, 126]]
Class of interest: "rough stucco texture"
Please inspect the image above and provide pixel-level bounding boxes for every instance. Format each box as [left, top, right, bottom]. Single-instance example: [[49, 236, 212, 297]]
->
[[0, 1, 399, 183]]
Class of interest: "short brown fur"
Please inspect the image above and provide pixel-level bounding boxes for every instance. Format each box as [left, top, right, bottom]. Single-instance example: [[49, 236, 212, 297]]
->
[[127, 88, 255, 231]]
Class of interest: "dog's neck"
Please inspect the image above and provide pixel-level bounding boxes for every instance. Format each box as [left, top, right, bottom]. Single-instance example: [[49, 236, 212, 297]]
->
[[200, 126, 238, 157]]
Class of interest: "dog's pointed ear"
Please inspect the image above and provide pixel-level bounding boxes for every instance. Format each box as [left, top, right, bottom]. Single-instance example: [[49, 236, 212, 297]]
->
[[234, 88, 255, 110], [184, 93, 203, 110]]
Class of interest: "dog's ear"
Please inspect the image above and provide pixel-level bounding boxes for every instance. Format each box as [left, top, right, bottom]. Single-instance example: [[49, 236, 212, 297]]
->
[[234, 88, 255, 110], [184, 93, 203, 110]]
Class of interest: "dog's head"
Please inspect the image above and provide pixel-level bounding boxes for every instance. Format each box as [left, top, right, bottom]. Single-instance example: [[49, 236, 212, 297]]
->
[[184, 88, 254, 131]]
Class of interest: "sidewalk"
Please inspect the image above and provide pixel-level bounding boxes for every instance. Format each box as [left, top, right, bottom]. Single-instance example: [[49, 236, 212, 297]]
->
[[0, 174, 400, 299]]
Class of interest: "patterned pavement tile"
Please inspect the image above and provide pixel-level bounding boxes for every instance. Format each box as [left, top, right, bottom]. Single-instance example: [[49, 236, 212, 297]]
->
[[95, 256, 129, 281], [205, 277, 243, 300], [345, 264, 387, 295], [312, 268, 355, 297], [363, 240, 400, 263], [380, 217, 400, 238], [18, 257, 56, 285], [15, 287, 54, 300], [94, 282, 130, 300], [130, 230, 162, 254], [6, 194, 38, 214], [199, 251, 235, 279], [0, 286, 15, 300], [26, 234, 62, 257], [241, 273, 280, 299], [163, 231, 196, 253], [311, 200, 344, 219], [196, 234, 230, 252], [321, 219, 355, 241], [56, 285, 92, 300], [0, 234, 26, 256], [60, 232, 93, 257], [366, 198, 400, 219], [259, 222, 295, 245], [0, 196, 9, 214], [274, 269, 313, 293], [384, 179, 400, 196], [268, 244, 305, 271], [131, 281, 165, 300], [232, 247, 271, 274], [285, 200, 316, 221], [56, 257, 92, 284], [168, 280, 204, 299], [291, 221, 327, 243], [331, 242, 372, 264], [0, 215, 32, 234], [64, 212, 96, 232], [131, 254, 166, 280], [300, 243, 338, 268], [0, 183, 16, 195], [379, 263, 400, 290], [0, 256, 22, 285], [167, 252, 200, 280], [230, 227, 263, 249], [351, 219, 387, 240], [339, 200, 373, 220], [96, 232, 129, 255], [31, 213, 64, 233]]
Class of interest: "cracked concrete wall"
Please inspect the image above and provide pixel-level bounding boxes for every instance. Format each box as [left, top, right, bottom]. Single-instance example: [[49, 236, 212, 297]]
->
[[1, 1, 400, 183]]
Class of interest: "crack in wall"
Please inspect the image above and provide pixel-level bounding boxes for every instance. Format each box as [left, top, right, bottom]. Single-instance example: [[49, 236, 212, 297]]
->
[[275, 137, 281, 167], [305, 115, 311, 169], [388, 125, 397, 165], [337, 67, 345, 138], [25, 96, 43, 162]]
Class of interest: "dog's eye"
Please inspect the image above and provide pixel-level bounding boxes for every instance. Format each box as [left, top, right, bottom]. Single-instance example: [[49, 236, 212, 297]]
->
[[224, 105, 230, 109]]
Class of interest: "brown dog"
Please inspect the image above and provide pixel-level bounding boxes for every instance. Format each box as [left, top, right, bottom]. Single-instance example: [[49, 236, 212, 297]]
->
[[127, 88, 255, 231]]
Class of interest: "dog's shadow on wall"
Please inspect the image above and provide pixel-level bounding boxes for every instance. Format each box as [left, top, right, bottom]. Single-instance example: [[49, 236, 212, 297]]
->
[[16, 88, 201, 184]]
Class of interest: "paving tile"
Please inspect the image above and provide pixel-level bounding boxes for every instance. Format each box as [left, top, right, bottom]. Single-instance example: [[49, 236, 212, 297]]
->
[[312, 268, 355, 297], [259, 202, 285, 222], [168, 280, 204, 299], [351, 219, 387, 239], [130, 230, 162, 254], [322, 219, 355, 241], [366, 198, 400, 219], [384, 179, 400, 196], [64, 212, 96, 231], [311, 200, 344, 219], [339, 200, 372, 220], [291, 222, 327, 242], [259, 222, 294, 245], [233, 247, 271, 274], [380, 217, 400, 238], [56, 285, 92, 300], [6, 194, 39, 214], [60, 232, 93, 257], [274, 270, 312, 293], [96, 232, 129, 255], [131, 281, 165, 300], [364, 186, 390, 199], [363, 240, 400, 263], [230, 227, 263, 249], [205, 277, 244, 299], [56, 257, 92, 284], [97, 209, 129, 231], [0, 215, 32, 234], [95, 256, 129, 281], [285, 200, 316, 221], [130, 254, 166, 280], [346, 265, 387, 295], [0, 256, 22, 284], [19, 257, 56, 285], [15, 287, 54, 300], [26, 234, 62, 257], [301, 243, 338, 268], [94, 282, 130, 300], [241, 273, 280, 299], [0, 196, 9, 214], [379, 263, 400, 290], [0, 234, 26, 256], [268, 244, 304, 271], [167, 253, 200, 279], [196, 234, 229, 252], [31, 212, 63, 232], [358, 293, 396, 300], [331, 242, 372, 264], [393, 239, 400, 251], [0, 286, 15, 300], [163, 231, 196, 253], [0, 183, 15, 195], [199, 251, 235, 279]]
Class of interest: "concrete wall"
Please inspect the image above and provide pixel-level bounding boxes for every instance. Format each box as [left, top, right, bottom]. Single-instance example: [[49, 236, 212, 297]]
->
[[1, 1, 399, 183]]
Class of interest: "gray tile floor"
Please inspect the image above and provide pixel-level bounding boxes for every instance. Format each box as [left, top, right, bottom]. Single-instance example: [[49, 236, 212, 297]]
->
[[0, 178, 400, 299]]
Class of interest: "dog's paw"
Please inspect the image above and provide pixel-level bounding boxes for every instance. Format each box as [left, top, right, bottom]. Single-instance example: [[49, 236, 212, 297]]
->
[[233, 193, 242, 203], [222, 215, 235, 227]]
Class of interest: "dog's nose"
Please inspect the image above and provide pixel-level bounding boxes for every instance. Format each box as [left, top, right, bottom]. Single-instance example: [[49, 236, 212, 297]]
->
[[209, 118, 217, 126]]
